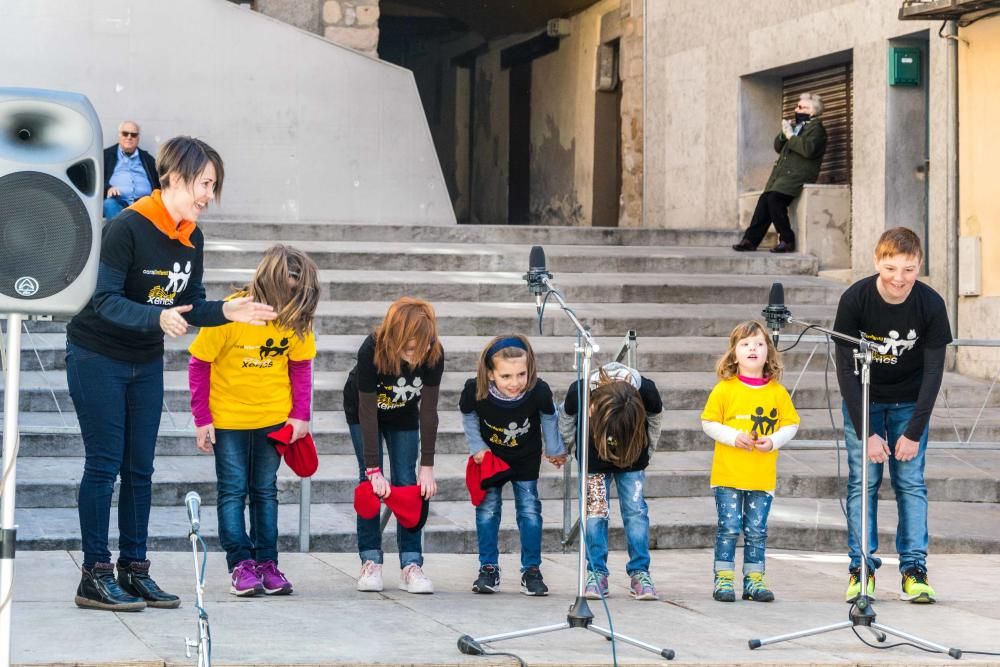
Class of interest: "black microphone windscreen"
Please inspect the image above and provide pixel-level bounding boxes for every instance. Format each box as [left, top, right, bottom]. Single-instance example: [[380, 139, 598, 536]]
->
[[529, 245, 546, 271], [768, 282, 784, 307]]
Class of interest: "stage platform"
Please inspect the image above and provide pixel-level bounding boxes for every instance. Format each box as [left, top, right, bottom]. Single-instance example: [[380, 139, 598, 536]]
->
[[10, 549, 1000, 665]]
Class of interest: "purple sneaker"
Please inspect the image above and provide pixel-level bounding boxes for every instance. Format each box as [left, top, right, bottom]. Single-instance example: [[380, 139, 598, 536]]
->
[[256, 560, 293, 595], [230, 559, 263, 597]]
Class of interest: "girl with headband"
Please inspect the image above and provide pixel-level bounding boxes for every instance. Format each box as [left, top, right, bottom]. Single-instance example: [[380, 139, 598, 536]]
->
[[460, 334, 566, 596]]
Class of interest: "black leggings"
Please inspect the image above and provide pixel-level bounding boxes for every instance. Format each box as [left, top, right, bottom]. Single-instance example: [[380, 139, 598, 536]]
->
[[742, 191, 795, 246]]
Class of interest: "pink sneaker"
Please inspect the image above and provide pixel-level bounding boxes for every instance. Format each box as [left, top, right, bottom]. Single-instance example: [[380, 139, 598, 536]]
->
[[256, 560, 293, 595], [230, 559, 263, 597]]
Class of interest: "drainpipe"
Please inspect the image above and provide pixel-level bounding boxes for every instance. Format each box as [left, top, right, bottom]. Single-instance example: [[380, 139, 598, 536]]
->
[[945, 19, 959, 340], [641, 0, 647, 229]]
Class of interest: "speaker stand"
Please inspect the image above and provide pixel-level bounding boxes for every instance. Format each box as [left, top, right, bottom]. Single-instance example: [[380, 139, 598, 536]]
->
[[1, 313, 24, 667]]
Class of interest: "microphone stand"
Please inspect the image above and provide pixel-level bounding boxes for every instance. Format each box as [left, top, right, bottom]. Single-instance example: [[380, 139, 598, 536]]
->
[[457, 276, 675, 661], [748, 317, 961, 659], [185, 511, 211, 666]]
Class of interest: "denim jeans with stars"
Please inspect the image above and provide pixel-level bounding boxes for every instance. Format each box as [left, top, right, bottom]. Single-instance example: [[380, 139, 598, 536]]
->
[[713, 486, 773, 575]]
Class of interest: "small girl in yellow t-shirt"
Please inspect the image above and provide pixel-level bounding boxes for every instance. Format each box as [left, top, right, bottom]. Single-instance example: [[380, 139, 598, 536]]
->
[[701, 320, 799, 603], [188, 245, 319, 598]]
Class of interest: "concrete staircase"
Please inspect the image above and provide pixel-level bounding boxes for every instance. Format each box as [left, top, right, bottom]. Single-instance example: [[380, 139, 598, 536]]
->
[[4, 223, 999, 557]]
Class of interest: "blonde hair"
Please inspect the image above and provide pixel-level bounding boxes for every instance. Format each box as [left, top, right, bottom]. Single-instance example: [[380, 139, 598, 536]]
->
[[373, 297, 443, 376], [244, 245, 319, 340], [589, 369, 647, 468], [475, 334, 538, 400], [874, 227, 923, 262], [715, 320, 783, 382]]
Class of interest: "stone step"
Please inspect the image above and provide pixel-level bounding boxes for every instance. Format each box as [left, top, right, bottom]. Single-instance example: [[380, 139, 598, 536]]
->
[[8, 409, 1000, 457], [14, 495, 1000, 555], [13, 333, 844, 373], [11, 449, 998, 509], [4, 368, 996, 413], [7, 301, 836, 338], [201, 240, 820, 275], [195, 267, 840, 304], [202, 221, 743, 247]]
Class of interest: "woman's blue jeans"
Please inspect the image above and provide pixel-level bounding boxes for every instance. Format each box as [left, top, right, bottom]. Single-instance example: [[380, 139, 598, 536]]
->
[[843, 401, 929, 574], [585, 471, 651, 576], [476, 480, 542, 571], [349, 424, 423, 568], [66, 342, 164, 569], [713, 486, 773, 574], [213, 424, 284, 571]]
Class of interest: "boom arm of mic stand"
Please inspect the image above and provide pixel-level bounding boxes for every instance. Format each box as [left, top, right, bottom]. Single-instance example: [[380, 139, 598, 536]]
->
[[541, 277, 600, 353]]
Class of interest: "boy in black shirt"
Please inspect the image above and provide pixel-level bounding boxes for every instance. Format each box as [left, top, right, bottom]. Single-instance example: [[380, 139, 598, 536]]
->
[[834, 227, 952, 604]]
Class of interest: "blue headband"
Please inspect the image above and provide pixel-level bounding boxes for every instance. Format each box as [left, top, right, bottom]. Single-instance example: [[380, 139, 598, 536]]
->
[[486, 337, 527, 361]]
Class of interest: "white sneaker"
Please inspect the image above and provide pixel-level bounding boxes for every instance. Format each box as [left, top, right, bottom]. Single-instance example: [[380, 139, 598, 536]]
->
[[357, 560, 383, 592], [399, 564, 434, 594]]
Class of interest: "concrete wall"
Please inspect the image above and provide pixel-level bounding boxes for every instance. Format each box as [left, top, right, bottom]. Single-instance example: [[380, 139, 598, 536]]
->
[[0, 0, 453, 224], [471, 0, 618, 225], [644, 0, 951, 291], [956, 15, 1000, 379]]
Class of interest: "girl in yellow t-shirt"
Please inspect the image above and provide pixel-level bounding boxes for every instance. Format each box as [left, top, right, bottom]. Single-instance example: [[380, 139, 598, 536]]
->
[[701, 321, 799, 604], [188, 245, 319, 597]]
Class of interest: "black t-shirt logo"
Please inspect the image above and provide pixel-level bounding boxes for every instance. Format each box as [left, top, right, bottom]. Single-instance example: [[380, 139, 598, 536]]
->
[[259, 337, 290, 359], [751, 407, 778, 435]]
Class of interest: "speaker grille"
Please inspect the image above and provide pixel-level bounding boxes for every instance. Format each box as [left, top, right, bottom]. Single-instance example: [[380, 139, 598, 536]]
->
[[0, 171, 92, 300]]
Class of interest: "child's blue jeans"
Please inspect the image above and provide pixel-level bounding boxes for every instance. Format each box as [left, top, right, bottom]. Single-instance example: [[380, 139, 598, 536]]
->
[[713, 486, 773, 574], [585, 471, 651, 576], [476, 480, 543, 571]]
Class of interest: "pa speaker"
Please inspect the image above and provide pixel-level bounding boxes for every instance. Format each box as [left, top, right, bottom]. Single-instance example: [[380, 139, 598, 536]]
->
[[0, 87, 102, 316]]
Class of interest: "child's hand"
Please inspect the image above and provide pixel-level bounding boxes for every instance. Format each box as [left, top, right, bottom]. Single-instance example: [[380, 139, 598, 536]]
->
[[734, 432, 756, 450], [418, 466, 437, 500], [754, 437, 774, 452], [546, 454, 567, 469], [369, 471, 391, 498], [195, 423, 216, 453], [285, 417, 310, 442], [472, 450, 486, 464]]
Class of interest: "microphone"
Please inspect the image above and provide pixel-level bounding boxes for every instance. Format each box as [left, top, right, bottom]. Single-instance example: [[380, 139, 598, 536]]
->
[[761, 282, 791, 345], [523, 246, 552, 313], [185, 491, 202, 534]]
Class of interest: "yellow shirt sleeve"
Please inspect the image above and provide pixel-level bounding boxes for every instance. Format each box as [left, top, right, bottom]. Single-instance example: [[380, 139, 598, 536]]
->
[[288, 330, 317, 361], [700, 381, 729, 423], [776, 384, 800, 427], [188, 323, 232, 363]]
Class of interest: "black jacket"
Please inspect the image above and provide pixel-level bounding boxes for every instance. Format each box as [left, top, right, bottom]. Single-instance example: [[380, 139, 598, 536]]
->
[[103, 145, 160, 196]]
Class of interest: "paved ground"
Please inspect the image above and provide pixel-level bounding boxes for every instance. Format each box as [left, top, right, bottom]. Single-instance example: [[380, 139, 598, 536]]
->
[[9, 549, 1000, 666]]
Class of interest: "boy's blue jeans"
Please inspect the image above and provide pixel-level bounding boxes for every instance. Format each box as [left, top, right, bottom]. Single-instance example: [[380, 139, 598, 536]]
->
[[842, 401, 929, 574], [213, 424, 284, 571], [713, 486, 773, 574], [585, 471, 651, 576], [476, 480, 543, 571], [349, 424, 423, 568]]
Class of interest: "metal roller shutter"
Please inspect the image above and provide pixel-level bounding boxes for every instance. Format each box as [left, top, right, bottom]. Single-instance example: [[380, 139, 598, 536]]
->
[[782, 64, 852, 185]]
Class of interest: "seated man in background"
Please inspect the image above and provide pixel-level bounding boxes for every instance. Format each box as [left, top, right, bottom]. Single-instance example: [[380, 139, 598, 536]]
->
[[103, 120, 159, 219]]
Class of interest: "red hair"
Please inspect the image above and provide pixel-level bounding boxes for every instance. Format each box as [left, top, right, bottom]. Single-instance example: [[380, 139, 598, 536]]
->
[[373, 297, 443, 375]]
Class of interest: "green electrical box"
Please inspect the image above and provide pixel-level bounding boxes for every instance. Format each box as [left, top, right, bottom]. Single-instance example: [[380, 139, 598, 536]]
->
[[889, 47, 921, 86]]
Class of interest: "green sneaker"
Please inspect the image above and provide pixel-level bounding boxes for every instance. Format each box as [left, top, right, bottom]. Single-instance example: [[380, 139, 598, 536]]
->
[[742, 571, 774, 602], [713, 570, 735, 602], [845, 567, 875, 603], [900, 566, 936, 603]]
